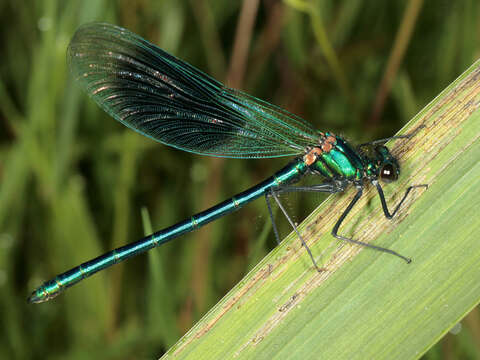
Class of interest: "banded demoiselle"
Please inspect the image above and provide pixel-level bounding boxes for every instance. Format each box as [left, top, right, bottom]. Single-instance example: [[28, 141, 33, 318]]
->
[[28, 23, 426, 304]]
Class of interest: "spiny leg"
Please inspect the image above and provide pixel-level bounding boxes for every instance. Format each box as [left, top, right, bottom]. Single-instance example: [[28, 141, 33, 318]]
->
[[268, 189, 322, 271], [372, 180, 428, 219], [359, 136, 411, 147], [266, 182, 347, 271], [358, 125, 425, 147], [265, 182, 346, 246], [332, 185, 412, 263], [268, 181, 346, 195], [265, 193, 282, 246]]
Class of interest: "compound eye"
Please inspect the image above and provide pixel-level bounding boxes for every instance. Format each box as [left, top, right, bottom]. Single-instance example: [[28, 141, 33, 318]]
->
[[380, 164, 398, 182]]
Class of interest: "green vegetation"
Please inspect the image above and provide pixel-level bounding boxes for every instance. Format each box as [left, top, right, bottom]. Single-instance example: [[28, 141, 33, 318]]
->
[[164, 59, 480, 359], [0, 1, 479, 358]]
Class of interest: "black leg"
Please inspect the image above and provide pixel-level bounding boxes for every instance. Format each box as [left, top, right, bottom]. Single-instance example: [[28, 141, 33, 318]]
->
[[359, 135, 411, 147], [373, 180, 428, 219], [264, 181, 347, 245], [358, 125, 425, 147], [265, 193, 281, 246], [332, 185, 412, 263], [269, 182, 346, 195], [268, 188, 323, 271]]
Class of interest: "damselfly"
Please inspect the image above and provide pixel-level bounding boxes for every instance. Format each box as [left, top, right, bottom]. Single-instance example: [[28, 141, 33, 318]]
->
[[28, 23, 426, 304]]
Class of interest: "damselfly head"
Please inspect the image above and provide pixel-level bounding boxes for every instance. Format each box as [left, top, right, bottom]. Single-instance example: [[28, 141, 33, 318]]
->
[[375, 145, 400, 183]]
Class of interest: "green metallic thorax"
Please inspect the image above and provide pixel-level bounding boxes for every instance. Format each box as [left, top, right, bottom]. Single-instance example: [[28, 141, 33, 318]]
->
[[310, 133, 365, 181]]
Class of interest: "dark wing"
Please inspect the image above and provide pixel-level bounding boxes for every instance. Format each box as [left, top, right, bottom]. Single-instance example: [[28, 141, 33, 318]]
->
[[67, 23, 320, 158]]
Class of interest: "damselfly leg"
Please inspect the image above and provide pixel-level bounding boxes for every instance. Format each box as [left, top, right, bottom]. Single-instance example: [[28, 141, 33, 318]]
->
[[373, 181, 429, 219], [265, 182, 346, 271], [358, 125, 425, 147], [331, 185, 412, 263], [265, 179, 427, 268]]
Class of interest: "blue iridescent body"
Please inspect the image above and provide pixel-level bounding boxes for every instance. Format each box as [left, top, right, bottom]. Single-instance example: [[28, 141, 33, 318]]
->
[[28, 23, 423, 304]]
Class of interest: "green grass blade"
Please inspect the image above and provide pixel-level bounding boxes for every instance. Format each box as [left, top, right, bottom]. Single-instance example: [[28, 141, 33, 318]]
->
[[161, 59, 480, 359]]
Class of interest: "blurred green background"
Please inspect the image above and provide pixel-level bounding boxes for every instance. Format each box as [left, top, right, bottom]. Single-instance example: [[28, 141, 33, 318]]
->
[[1, 0, 479, 358]]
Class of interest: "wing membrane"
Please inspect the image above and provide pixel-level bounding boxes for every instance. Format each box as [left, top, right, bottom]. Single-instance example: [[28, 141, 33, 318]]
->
[[68, 23, 320, 158]]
